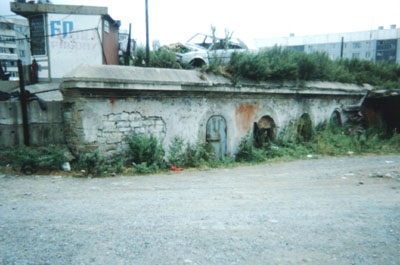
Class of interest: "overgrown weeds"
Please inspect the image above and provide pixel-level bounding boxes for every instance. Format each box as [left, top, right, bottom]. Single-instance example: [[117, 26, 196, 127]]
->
[[1, 125, 398, 177], [227, 47, 400, 89], [234, 122, 400, 163]]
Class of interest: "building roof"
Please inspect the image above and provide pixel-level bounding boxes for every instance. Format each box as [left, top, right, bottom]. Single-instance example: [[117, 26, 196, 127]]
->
[[10, 2, 108, 17], [10, 2, 120, 27]]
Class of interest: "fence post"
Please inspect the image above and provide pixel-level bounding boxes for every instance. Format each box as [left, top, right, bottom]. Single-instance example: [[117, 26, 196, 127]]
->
[[17, 59, 30, 146]]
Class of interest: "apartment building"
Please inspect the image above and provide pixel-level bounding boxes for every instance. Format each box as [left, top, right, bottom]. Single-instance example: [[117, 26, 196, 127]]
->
[[254, 25, 400, 64], [0, 17, 30, 80]]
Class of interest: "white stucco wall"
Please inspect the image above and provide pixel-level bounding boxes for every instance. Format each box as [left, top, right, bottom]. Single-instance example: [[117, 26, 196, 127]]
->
[[61, 65, 368, 158]]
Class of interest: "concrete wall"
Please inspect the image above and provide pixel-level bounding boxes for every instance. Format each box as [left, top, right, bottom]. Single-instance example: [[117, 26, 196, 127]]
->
[[61, 65, 368, 158], [0, 100, 64, 148]]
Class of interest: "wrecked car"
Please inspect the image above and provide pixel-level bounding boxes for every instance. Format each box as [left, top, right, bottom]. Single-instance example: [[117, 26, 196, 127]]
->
[[170, 33, 248, 68]]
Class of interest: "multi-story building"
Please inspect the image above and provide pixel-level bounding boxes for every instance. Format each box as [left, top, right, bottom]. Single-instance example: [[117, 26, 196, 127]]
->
[[0, 17, 30, 80], [254, 25, 400, 64], [10, 1, 120, 81]]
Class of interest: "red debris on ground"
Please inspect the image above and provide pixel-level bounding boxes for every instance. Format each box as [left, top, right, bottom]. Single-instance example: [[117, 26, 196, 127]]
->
[[170, 166, 183, 171]]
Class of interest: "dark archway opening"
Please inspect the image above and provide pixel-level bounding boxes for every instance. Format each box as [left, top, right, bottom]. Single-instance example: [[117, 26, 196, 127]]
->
[[297, 113, 313, 142], [330, 110, 342, 126], [253, 115, 276, 148]]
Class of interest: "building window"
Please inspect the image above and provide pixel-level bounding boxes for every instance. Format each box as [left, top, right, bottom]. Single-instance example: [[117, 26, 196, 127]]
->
[[352, 53, 360, 59], [0, 23, 13, 30], [0, 35, 15, 44], [104, 20, 110, 34], [365, 51, 371, 58], [29, 15, 46, 56], [352, 42, 361, 49]]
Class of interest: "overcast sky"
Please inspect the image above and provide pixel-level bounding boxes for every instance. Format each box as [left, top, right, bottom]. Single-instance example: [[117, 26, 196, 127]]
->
[[1, 0, 400, 47]]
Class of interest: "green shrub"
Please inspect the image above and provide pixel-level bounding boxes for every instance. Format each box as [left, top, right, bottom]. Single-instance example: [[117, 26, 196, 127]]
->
[[8, 145, 66, 173], [128, 132, 165, 173], [167, 137, 186, 167]]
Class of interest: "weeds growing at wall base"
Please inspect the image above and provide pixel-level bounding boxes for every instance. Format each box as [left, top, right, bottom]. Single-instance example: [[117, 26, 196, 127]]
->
[[235, 123, 400, 163], [1, 124, 399, 176]]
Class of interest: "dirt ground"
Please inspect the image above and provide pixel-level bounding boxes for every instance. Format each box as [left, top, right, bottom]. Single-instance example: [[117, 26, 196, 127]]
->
[[1, 155, 400, 265]]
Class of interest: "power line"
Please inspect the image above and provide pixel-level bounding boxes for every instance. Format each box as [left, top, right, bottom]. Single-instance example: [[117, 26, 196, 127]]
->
[[0, 27, 99, 43]]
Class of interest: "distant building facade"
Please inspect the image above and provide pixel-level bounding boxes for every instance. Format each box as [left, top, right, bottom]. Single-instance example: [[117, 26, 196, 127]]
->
[[11, 1, 120, 81], [0, 17, 30, 80], [118, 30, 136, 64], [254, 25, 400, 64]]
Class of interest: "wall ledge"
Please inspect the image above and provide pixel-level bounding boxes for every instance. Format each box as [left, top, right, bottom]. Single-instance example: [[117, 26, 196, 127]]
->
[[60, 64, 369, 97]]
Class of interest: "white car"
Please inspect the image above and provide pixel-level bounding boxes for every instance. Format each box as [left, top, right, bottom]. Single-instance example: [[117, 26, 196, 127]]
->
[[175, 33, 248, 67]]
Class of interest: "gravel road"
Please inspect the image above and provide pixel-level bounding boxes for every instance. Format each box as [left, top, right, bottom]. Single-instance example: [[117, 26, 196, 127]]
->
[[1, 155, 400, 265]]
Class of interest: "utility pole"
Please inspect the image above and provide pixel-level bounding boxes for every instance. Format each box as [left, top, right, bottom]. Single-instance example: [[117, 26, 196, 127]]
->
[[145, 0, 150, 66], [125, 23, 132, 66], [340, 36, 344, 59], [17, 59, 30, 146]]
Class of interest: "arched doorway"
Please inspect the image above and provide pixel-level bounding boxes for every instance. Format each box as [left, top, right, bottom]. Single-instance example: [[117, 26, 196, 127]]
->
[[254, 115, 276, 147], [206, 115, 227, 159], [297, 113, 313, 142], [330, 110, 342, 126]]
